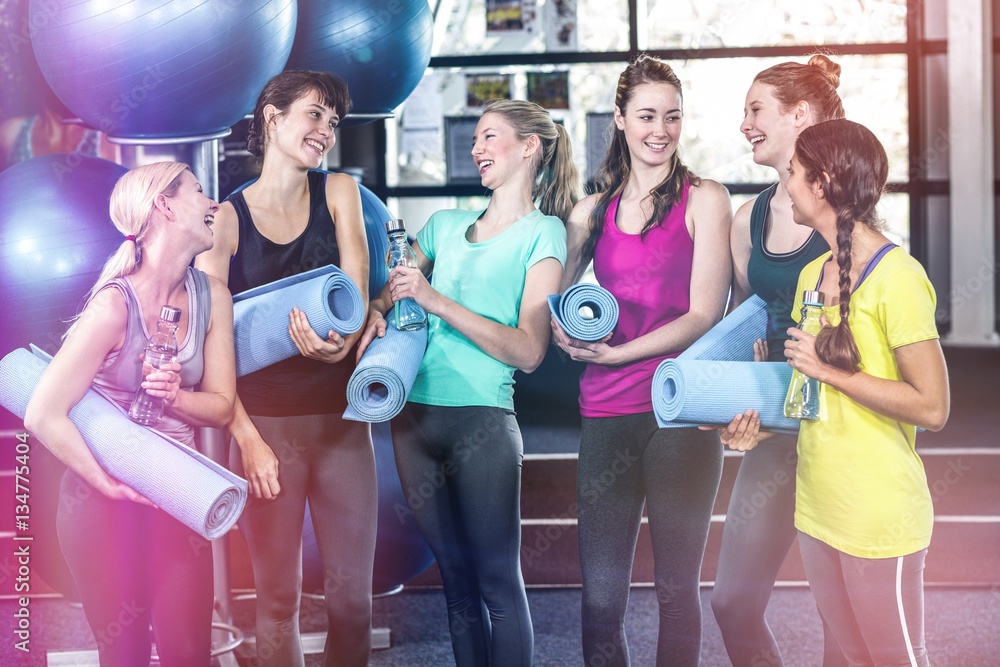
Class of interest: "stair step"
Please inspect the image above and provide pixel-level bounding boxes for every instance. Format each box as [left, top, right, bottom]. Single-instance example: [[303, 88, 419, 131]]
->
[[521, 449, 1000, 519]]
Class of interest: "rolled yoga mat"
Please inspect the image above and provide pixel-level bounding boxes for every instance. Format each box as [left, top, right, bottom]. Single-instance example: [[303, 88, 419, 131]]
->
[[548, 283, 619, 342], [651, 294, 796, 431], [344, 324, 428, 423], [0, 347, 247, 540], [652, 359, 799, 432], [232, 264, 365, 377]]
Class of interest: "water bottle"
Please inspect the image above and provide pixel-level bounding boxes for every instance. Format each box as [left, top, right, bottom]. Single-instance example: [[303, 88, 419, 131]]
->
[[783, 290, 825, 421], [129, 305, 181, 426], [385, 218, 427, 331]]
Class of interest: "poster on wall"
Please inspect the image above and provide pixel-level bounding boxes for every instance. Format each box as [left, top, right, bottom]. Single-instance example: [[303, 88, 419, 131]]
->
[[545, 0, 577, 51], [486, 0, 538, 36], [526, 71, 570, 110], [466, 73, 513, 109], [445, 116, 485, 185]]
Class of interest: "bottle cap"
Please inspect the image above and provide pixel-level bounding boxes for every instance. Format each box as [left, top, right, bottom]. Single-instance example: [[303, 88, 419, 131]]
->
[[802, 290, 825, 307], [385, 218, 405, 234], [159, 306, 181, 323]]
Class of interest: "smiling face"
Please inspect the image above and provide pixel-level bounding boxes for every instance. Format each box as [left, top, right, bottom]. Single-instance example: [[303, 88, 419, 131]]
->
[[614, 82, 683, 170], [786, 151, 827, 228], [166, 170, 219, 252], [268, 89, 340, 168], [741, 81, 802, 170], [471, 112, 535, 190]]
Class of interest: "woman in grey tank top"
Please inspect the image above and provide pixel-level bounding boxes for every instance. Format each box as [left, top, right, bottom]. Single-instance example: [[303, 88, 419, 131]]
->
[[25, 162, 237, 667]]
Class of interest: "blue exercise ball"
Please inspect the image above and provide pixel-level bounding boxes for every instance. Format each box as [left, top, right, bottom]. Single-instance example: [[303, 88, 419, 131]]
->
[[286, 0, 433, 117], [28, 0, 296, 139], [0, 153, 127, 598]]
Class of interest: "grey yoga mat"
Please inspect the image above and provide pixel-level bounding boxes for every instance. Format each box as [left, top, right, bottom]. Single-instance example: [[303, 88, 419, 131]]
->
[[0, 346, 247, 540], [548, 283, 619, 342], [344, 324, 428, 423], [232, 264, 365, 377], [651, 295, 798, 431]]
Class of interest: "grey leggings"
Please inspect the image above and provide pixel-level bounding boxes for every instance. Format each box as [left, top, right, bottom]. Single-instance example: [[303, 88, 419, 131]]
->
[[577, 413, 722, 667], [233, 413, 377, 667], [798, 532, 929, 667], [392, 402, 533, 667], [712, 434, 846, 666]]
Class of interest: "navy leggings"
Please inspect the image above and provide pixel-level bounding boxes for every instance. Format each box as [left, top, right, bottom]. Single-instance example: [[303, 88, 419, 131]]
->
[[577, 413, 722, 667], [712, 434, 847, 666], [392, 402, 533, 667], [57, 469, 214, 667], [233, 413, 377, 667]]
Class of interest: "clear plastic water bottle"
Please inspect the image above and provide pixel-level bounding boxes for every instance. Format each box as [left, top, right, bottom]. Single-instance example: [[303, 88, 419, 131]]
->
[[385, 218, 427, 331], [129, 305, 181, 426], [783, 290, 825, 421]]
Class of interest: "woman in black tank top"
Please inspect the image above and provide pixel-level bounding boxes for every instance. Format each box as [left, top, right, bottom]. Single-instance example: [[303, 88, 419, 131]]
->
[[710, 57, 850, 667], [195, 71, 376, 667]]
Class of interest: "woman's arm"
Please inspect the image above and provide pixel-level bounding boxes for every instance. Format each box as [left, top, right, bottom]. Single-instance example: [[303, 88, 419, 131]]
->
[[555, 179, 733, 366], [163, 277, 236, 427], [23, 291, 150, 503], [193, 206, 280, 500], [786, 330, 950, 431], [730, 197, 755, 308], [558, 195, 599, 292], [390, 241, 561, 373]]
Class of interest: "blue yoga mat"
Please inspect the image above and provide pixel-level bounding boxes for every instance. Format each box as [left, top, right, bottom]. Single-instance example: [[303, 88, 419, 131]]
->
[[0, 347, 247, 540], [548, 283, 619, 342], [652, 295, 796, 431], [653, 359, 799, 431], [232, 265, 365, 377], [344, 325, 428, 423]]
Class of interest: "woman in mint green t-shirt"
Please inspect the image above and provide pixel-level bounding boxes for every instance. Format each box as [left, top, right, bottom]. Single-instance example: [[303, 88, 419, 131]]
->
[[358, 99, 581, 666]]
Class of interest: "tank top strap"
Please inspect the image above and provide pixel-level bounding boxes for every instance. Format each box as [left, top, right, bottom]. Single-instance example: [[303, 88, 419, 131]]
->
[[91, 277, 143, 375], [749, 184, 778, 253]]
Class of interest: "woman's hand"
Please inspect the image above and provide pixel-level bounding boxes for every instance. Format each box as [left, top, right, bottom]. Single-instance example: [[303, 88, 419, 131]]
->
[[389, 266, 439, 312], [784, 316, 833, 382], [94, 472, 156, 506], [716, 409, 764, 452], [139, 359, 181, 407], [753, 337, 768, 362], [356, 308, 388, 362], [238, 432, 282, 500], [288, 306, 349, 364], [550, 315, 618, 365]]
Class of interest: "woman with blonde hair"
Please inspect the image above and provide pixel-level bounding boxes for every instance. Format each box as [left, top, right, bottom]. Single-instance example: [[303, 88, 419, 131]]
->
[[358, 97, 581, 666], [25, 161, 236, 667]]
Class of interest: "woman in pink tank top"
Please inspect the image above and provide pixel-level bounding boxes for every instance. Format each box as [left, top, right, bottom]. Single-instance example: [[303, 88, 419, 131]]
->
[[551, 55, 732, 666]]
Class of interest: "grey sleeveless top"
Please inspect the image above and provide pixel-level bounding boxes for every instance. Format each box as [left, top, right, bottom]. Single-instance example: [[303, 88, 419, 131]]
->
[[92, 267, 212, 446]]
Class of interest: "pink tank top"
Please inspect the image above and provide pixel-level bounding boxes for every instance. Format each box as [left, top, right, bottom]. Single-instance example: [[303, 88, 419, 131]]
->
[[579, 183, 694, 417]]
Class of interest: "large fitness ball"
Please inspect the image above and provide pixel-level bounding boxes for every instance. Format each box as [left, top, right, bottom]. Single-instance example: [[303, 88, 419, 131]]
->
[[287, 0, 433, 116], [28, 0, 296, 139]]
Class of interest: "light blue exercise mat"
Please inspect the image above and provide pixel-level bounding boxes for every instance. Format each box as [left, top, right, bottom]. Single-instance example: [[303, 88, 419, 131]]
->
[[0, 347, 247, 540], [548, 283, 619, 342], [652, 359, 799, 432], [652, 295, 795, 431], [232, 264, 365, 377], [344, 325, 428, 423]]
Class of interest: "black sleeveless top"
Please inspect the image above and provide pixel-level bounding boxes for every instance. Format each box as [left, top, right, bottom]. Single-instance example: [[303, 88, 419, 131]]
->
[[745, 184, 829, 362], [228, 170, 352, 416]]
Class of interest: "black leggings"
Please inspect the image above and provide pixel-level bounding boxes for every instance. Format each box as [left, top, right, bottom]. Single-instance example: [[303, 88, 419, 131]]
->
[[577, 413, 722, 667], [57, 469, 214, 667], [392, 402, 532, 667], [233, 413, 377, 667]]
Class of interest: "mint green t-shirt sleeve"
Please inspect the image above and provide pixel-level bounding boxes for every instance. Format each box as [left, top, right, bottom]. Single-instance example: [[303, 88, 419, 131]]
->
[[523, 215, 568, 269], [880, 264, 939, 349], [416, 213, 439, 261]]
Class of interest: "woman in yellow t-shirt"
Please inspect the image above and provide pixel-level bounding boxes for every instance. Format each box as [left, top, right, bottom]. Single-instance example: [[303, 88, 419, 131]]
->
[[781, 119, 950, 666]]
